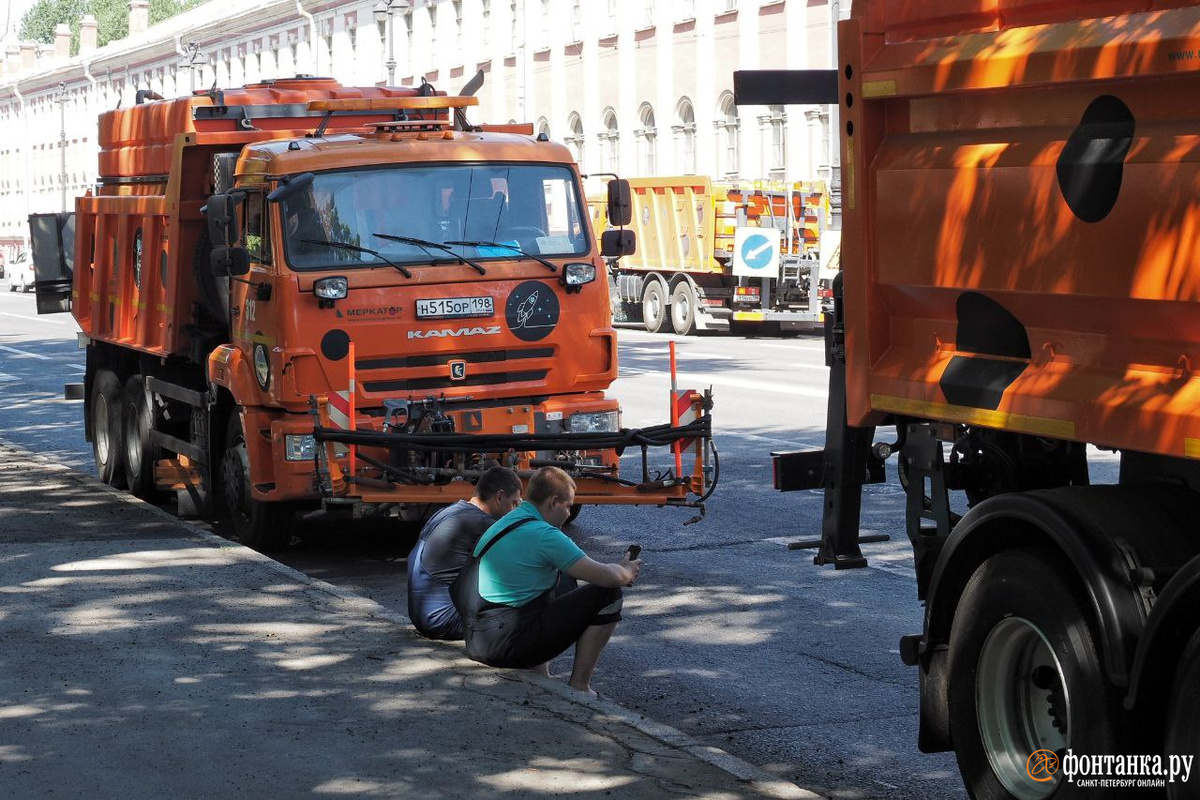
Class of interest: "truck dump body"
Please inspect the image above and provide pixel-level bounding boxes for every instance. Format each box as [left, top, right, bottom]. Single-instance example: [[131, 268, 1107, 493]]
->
[[842, 2, 1200, 459]]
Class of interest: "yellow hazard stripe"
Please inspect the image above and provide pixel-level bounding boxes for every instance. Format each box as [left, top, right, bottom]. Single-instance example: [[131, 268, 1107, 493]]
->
[[251, 333, 276, 346], [1185, 439, 1200, 459], [870, 394, 1076, 439], [733, 311, 766, 322]]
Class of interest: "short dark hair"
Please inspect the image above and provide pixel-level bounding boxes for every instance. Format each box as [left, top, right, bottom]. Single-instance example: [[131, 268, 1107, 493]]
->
[[526, 466, 576, 505], [475, 466, 521, 502]]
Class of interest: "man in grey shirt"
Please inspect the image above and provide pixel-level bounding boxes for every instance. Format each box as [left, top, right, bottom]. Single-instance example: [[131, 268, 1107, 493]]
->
[[407, 466, 522, 640]]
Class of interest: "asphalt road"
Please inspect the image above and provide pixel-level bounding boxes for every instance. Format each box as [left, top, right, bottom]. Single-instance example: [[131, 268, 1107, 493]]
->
[[0, 287, 971, 798]]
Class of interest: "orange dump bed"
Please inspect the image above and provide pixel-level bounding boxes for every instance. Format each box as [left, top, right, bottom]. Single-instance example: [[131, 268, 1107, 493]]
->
[[841, 1, 1200, 459]]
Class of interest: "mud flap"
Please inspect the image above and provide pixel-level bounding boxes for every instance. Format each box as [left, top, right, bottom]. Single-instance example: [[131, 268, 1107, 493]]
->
[[27, 211, 75, 314]]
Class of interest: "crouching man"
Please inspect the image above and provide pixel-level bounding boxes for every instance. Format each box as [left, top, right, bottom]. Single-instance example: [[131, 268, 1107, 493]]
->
[[455, 466, 642, 695], [407, 466, 522, 640]]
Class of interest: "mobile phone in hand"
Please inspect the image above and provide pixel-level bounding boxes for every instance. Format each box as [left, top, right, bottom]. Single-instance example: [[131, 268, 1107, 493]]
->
[[625, 544, 641, 560]]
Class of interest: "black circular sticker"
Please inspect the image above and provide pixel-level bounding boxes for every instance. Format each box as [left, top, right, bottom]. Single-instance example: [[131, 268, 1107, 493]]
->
[[321, 328, 350, 361], [505, 281, 560, 342]]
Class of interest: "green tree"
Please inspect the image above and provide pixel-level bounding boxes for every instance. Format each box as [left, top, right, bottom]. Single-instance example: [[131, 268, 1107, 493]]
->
[[20, 0, 204, 56]]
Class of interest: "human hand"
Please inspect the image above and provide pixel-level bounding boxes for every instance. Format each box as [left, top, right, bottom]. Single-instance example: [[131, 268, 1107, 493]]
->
[[619, 555, 642, 586]]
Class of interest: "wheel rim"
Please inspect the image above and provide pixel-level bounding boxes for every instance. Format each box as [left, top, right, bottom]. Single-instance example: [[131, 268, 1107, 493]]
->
[[976, 616, 1070, 799], [95, 394, 112, 465], [125, 405, 142, 480], [645, 289, 662, 323], [221, 440, 248, 518], [674, 291, 691, 327]]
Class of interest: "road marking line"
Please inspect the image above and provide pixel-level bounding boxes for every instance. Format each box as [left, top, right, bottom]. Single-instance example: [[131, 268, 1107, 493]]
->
[[0, 344, 53, 360], [0, 311, 73, 327], [618, 368, 828, 398], [760, 342, 825, 352]]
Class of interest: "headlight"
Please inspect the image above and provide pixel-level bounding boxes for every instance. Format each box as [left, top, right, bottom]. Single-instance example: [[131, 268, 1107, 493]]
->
[[314, 276, 349, 300], [568, 410, 619, 433], [562, 262, 597, 287], [284, 434, 317, 461], [253, 343, 271, 390]]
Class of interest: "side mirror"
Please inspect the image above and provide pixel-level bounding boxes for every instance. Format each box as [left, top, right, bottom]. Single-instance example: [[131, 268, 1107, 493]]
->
[[601, 229, 636, 258], [206, 193, 242, 248], [267, 172, 316, 203], [606, 179, 633, 227], [211, 246, 251, 277]]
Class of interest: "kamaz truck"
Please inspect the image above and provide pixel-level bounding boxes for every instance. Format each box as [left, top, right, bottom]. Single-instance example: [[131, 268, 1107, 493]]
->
[[29, 76, 713, 551], [745, 2, 1200, 798]]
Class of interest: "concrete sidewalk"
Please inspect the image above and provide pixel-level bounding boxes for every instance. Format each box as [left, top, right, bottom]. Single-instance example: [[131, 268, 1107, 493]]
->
[[0, 438, 819, 799]]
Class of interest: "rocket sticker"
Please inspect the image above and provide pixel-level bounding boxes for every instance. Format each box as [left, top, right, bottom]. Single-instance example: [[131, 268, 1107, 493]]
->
[[505, 281, 560, 342]]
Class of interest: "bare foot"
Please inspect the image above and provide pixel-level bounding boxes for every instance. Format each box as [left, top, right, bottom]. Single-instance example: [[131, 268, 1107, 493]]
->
[[526, 663, 550, 678], [568, 681, 598, 698]]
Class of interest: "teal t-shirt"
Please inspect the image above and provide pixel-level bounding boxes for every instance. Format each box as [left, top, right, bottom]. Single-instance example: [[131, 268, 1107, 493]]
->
[[474, 501, 586, 607]]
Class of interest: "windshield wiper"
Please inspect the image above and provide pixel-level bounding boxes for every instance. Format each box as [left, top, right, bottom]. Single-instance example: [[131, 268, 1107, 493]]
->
[[299, 239, 412, 278], [445, 240, 558, 273], [373, 234, 487, 275]]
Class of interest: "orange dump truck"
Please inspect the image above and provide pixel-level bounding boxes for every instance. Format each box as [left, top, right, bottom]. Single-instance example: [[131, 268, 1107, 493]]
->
[[29, 77, 713, 551], [742, 2, 1200, 797], [592, 176, 834, 334]]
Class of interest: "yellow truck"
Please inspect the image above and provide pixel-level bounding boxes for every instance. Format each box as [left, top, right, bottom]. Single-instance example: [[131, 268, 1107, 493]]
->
[[591, 176, 835, 334]]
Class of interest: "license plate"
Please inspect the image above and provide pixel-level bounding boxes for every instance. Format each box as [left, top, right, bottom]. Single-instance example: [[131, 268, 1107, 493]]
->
[[415, 296, 494, 319]]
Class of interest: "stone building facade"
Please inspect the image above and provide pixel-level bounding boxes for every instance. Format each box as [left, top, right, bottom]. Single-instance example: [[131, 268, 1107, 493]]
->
[[0, 0, 841, 256]]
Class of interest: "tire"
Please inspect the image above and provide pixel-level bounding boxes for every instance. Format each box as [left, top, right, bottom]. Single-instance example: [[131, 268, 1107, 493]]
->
[[1166, 630, 1200, 800], [670, 281, 698, 336], [91, 369, 127, 488], [122, 375, 160, 499], [220, 412, 293, 552], [948, 546, 1119, 800], [642, 280, 668, 334]]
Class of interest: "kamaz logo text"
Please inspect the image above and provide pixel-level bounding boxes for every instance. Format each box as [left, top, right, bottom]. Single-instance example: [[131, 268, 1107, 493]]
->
[[407, 326, 502, 340]]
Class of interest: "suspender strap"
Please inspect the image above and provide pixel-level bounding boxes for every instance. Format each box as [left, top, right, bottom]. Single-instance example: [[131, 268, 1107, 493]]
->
[[476, 519, 533, 559]]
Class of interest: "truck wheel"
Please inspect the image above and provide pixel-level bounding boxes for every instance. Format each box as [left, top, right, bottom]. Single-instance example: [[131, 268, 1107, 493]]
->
[[1165, 630, 1200, 799], [220, 413, 293, 552], [122, 376, 160, 499], [670, 282, 699, 336], [642, 281, 668, 334], [91, 370, 127, 488], [948, 546, 1118, 799]]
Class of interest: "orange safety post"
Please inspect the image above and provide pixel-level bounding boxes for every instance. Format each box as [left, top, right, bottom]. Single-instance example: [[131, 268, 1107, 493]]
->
[[348, 340, 357, 483], [669, 341, 683, 477]]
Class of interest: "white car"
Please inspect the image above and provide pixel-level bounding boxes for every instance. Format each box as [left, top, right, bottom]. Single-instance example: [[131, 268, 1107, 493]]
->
[[7, 254, 33, 293]]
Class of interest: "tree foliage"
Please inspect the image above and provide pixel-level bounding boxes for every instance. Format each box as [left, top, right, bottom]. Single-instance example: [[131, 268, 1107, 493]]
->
[[20, 0, 204, 55]]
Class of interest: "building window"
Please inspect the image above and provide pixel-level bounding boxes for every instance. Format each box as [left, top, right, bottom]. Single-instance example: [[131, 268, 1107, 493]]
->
[[601, 109, 620, 173], [482, 0, 491, 45], [644, 0, 655, 28], [511, 0, 518, 50], [537, 117, 551, 139], [716, 92, 740, 178], [636, 103, 657, 176], [453, 1, 462, 50], [607, 0, 617, 32], [760, 104, 787, 179], [722, 0, 738, 11], [541, 0, 550, 49], [566, 112, 584, 166], [673, 98, 696, 174], [678, 0, 695, 20], [570, 0, 581, 42]]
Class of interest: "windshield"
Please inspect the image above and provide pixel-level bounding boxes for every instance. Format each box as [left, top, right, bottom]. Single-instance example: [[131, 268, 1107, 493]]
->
[[279, 163, 590, 270]]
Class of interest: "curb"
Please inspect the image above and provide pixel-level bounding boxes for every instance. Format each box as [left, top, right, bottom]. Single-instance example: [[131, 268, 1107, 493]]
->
[[0, 434, 825, 799]]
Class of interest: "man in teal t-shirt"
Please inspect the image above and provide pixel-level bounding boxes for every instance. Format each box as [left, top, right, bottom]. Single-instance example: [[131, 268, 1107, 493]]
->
[[460, 467, 642, 695]]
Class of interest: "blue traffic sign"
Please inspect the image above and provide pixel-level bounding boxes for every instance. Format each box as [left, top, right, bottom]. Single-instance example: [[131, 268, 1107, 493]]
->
[[740, 233, 775, 270]]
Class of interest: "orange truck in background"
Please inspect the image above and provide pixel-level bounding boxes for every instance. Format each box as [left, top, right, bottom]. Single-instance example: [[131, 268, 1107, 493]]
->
[[28, 76, 714, 551], [591, 176, 835, 335], [742, 2, 1200, 797]]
